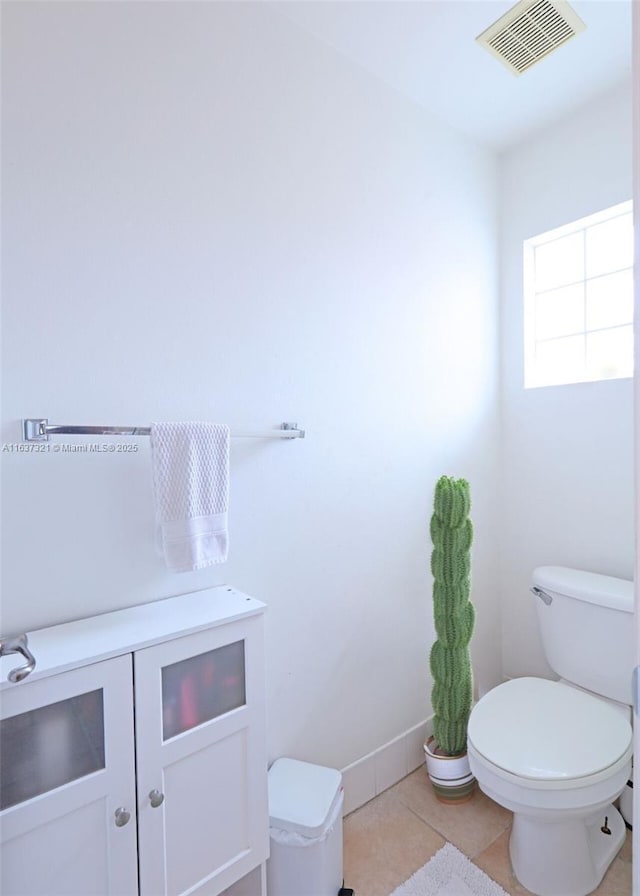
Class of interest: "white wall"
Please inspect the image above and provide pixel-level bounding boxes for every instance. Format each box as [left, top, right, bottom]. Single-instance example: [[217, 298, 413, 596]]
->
[[1, 1, 500, 770], [632, 4, 640, 884], [499, 82, 634, 680]]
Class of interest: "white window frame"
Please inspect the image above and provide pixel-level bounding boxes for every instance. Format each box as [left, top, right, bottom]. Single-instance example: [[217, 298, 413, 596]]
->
[[524, 199, 634, 389]]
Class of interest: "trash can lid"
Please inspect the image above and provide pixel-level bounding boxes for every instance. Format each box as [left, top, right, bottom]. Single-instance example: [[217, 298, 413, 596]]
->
[[268, 758, 343, 838]]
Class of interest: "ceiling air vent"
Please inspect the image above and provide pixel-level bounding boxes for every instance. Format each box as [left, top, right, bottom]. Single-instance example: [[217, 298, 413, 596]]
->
[[476, 0, 586, 76]]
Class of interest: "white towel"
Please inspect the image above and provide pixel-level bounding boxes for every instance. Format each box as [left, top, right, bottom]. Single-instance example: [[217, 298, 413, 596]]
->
[[150, 422, 230, 572]]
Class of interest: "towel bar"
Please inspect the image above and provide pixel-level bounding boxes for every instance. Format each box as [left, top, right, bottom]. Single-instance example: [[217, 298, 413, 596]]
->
[[22, 419, 305, 441]]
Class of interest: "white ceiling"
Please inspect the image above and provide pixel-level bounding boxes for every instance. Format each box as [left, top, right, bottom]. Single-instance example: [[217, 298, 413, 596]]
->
[[273, 0, 632, 151]]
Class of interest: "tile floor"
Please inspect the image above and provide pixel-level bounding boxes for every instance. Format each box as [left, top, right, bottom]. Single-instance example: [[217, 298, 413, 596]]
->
[[343, 767, 632, 895]]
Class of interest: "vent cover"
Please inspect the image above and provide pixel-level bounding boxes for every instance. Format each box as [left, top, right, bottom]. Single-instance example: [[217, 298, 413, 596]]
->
[[476, 0, 586, 76]]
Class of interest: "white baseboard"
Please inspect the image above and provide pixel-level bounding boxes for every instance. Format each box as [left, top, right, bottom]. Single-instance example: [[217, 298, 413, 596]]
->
[[340, 718, 433, 815]]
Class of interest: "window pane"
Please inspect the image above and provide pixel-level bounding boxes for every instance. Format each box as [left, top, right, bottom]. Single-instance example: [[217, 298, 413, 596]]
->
[[525, 202, 633, 389], [0, 690, 105, 810], [534, 232, 583, 291], [585, 213, 633, 278], [586, 326, 634, 380], [586, 269, 634, 331], [535, 282, 584, 340], [534, 334, 585, 386], [162, 641, 246, 740]]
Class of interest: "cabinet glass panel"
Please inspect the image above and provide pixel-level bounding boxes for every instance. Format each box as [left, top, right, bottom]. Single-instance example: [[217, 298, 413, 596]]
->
[[0, 689, 105, 810], [162, 640, 246, 740]]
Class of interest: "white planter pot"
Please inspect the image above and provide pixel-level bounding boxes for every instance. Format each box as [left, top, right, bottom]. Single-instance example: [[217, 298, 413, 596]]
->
[[424, 736, 476, 804]]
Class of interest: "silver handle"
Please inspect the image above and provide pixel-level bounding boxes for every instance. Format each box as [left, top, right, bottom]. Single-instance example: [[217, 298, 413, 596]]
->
[[114, 807, 131, 827], [0, 634, 37, 683], [149, 789, 165, 808], [530, 586, 553, 606]]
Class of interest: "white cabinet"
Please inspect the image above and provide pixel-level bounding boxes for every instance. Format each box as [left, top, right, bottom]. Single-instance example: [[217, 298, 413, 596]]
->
[[0, 654, 138, 896], [135, 618, 268, 896], [0, 587, 269, 896]]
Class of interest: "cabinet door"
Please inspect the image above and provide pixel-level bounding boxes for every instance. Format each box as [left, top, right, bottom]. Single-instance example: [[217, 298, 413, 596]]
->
[[0, 654, 138, 896], [134, 615, 268, 896]]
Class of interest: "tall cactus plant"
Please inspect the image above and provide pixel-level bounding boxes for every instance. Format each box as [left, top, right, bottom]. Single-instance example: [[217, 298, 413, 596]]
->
[[429, 476, 474, 756]]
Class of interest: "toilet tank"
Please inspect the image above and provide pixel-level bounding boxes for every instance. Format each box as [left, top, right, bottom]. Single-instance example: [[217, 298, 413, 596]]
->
[[532, 566, 634, 705]]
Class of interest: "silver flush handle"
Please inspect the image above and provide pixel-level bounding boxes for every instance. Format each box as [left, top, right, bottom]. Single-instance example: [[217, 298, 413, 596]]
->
[[531, 586, 553, 606]]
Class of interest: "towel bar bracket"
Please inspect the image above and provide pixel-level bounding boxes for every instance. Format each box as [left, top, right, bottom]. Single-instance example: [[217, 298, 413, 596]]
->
[[23, 419, 48, 442], [280, 422, 304, 439]]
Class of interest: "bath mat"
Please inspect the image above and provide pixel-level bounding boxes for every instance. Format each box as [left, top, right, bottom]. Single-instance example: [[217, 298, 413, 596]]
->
[[390, 843, 509, 896]]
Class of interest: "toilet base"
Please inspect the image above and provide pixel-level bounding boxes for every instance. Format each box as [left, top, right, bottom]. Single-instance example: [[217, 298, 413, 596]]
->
[[509, 804, 626, 896]]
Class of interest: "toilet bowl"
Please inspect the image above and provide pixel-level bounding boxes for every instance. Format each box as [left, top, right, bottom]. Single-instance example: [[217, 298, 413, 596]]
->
[[468, 676, 632, 896]]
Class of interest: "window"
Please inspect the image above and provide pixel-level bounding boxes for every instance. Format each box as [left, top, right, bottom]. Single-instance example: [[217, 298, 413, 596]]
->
[[524, 200, 634, 388]]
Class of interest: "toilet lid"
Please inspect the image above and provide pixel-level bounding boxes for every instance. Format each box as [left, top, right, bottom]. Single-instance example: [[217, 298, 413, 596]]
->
[[468, 678, 632, 781]]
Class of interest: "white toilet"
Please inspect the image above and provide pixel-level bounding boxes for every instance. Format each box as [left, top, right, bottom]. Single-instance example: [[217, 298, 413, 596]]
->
[[467, 566, 634, 896]]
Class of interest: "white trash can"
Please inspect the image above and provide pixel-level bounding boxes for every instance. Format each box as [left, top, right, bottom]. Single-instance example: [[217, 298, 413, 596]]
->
[[267, 758, 344, 896]]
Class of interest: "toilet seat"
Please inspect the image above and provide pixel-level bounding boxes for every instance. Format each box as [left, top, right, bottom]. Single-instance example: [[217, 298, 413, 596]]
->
[[468, 677, 632, 787]]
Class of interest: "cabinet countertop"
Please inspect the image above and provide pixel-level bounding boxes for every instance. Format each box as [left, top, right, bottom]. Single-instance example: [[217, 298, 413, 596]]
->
[[1, 586, 265, 690]]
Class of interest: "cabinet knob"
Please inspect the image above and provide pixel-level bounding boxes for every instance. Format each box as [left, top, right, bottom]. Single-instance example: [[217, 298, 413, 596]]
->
[[149, 789, 165, 808], [114, 807, 131, 827]]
